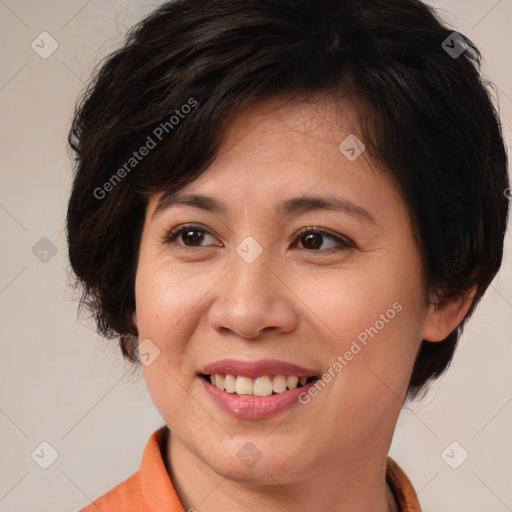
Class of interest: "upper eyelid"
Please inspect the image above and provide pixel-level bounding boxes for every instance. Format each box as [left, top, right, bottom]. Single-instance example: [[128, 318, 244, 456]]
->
[[165, 223, 352, 247], [166, 223, 219, 241]]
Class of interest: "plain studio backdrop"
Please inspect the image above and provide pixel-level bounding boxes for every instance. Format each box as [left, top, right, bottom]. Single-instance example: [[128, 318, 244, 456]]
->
[[1, 1, 511, 511]]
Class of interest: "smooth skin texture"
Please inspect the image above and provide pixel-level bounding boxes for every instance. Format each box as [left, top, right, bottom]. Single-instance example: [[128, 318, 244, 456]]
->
[[132, 95, 474, 512]]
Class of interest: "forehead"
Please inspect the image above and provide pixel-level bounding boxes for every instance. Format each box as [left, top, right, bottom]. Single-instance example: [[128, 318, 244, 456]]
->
[[220, 94, 363, 153], [148, 93, 404, 224]]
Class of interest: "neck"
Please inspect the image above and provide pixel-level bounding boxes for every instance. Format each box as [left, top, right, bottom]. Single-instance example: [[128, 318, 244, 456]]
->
[[166, 433, 399, 512]]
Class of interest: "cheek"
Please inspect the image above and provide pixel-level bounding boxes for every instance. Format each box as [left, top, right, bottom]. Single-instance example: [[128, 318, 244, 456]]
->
[[290, 256, 422, 354], [306, 286, 422, 445], [340, 290, 422, 404], [134, 256, 203, 341], [290, 246, 424, 401], [135, 263, 201, 421], [133, 253, 221, 406], [133, 263, 197, 409]]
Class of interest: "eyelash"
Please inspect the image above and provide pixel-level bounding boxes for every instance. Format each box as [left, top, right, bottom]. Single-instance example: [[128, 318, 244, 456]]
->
[[163, 223, 354, 253]]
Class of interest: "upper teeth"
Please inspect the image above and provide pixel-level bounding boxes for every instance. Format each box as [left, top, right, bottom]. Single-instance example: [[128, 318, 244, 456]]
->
[[209, 374, 309, 396]]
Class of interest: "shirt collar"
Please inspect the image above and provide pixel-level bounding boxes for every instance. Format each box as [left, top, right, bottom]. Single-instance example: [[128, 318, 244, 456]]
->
[[140, 426, 421, 511], [386, 457, 422, 511], [140, 426, 184, 510]]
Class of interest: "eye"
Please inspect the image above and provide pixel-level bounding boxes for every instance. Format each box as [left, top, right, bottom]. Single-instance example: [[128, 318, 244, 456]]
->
[[164, 224, 353, 253], [292, 227, 354, 253], [164, 224, 221, 248]]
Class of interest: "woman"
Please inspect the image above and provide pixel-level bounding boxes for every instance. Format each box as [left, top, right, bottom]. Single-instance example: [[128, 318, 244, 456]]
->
[[66, 0, 509, 510]]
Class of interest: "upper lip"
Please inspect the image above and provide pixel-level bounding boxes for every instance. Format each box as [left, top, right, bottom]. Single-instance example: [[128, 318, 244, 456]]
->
[[200, 358, 318, 378]]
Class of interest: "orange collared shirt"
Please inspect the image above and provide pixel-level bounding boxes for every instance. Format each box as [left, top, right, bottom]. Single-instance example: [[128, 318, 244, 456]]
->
[[80, 426, 422, 512]]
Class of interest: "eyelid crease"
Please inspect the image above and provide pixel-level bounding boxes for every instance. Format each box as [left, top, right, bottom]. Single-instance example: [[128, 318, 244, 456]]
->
[[163, 223, 355, 251]]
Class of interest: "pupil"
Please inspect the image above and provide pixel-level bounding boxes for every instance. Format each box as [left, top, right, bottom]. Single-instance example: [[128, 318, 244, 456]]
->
[[181, 230, 322, 248], [304, 233, 321, 249], [184, 230, 203, 245]]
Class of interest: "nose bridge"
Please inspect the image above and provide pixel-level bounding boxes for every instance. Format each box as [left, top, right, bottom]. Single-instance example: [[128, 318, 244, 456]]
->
[[208, 237, 297, 338], [228, 239, 278, 309]]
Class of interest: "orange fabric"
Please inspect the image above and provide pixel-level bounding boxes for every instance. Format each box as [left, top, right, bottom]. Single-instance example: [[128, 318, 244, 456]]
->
[[80, 426, 421, 512], [80, 427, 184, 512], [386, 457, 422, 512]]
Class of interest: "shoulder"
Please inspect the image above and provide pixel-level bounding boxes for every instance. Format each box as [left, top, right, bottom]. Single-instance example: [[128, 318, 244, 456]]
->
[[79, 471, 145, 512], [78, 426, 182, 512]]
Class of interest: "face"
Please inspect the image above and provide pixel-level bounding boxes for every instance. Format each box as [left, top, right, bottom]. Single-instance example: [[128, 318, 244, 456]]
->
[[132, 95, 431, 484]]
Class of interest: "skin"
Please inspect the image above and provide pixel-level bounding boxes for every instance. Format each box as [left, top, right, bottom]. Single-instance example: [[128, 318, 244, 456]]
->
[[132, 95, 475, 512]]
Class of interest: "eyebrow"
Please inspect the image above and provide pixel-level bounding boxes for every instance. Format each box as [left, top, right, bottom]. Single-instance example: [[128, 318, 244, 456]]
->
[[153, 191, 378, 225]]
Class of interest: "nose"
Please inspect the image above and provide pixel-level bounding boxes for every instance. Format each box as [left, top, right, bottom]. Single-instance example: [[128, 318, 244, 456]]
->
[[207, 248, 298, 340]]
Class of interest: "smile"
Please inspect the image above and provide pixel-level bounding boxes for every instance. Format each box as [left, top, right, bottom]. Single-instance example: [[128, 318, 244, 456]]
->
[[198, 358, 320, 418], [202, 373, 317, 396]]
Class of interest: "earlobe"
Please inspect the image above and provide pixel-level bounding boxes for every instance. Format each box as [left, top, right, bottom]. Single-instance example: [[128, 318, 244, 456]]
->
[[421, 286, 477, 342]]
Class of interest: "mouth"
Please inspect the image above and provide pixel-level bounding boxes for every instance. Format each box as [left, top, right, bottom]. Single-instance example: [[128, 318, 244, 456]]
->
[[198, 358, 321, 417], [200, 373, 319, 397]]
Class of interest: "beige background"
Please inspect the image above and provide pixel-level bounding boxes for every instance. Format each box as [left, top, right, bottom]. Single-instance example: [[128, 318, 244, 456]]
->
[[1, 1, 511, 511]]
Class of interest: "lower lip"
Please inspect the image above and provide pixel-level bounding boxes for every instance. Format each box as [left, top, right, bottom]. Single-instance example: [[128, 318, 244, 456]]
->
[[200, 376, 317, 419]]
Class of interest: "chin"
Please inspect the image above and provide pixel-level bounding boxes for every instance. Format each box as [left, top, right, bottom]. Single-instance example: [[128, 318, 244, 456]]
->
[[199, 441, 312, 485]]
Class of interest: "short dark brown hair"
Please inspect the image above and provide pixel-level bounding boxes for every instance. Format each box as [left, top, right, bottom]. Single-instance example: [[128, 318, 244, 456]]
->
[[67, 0, 509, 400]]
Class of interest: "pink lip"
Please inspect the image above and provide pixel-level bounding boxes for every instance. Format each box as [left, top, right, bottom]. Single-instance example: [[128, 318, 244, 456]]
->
[[200, 376, 318, 419], [200, 358, 317, 378]]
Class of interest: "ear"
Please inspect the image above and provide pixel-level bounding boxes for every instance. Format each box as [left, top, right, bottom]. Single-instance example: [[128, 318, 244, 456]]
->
[[132, 310, 138, 329], [421, 286, 477, 342]]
